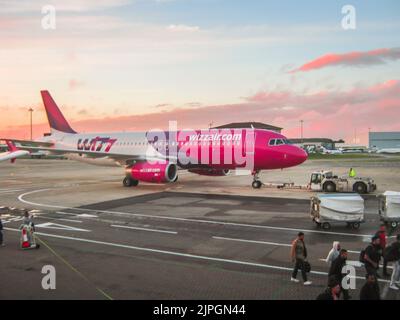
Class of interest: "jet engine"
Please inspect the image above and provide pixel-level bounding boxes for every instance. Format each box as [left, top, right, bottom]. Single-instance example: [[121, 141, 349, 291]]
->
[[124, 161, 178, 186]]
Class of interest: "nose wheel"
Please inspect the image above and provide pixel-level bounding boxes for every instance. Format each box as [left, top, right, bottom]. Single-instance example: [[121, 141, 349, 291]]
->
[[252, 170, 262, 189]]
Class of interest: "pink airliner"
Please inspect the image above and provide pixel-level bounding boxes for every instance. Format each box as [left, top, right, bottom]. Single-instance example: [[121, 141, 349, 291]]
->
[[0, 91, 307, 188]]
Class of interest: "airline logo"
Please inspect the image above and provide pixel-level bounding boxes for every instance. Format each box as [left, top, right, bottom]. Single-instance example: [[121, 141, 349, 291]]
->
[[77, 137, 117, 152], [189, 133, 242, 142]]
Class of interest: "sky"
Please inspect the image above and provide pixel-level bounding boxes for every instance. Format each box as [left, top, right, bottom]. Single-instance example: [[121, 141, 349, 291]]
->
[[0, 0, 399, 144]]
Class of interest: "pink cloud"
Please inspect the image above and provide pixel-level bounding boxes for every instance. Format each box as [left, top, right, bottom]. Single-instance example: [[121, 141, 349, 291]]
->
[[1, 80, 399, 145], [291, 48, 400, 73]]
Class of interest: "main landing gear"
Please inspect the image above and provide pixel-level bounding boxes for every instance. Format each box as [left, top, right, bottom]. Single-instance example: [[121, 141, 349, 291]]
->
[[123, 176, 139, 187], [252, 170, 262, 189]]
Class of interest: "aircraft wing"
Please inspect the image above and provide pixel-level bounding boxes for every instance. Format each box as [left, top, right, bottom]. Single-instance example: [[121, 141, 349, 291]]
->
[[0, 138, 54, 148], [5, 145, 177, 166]]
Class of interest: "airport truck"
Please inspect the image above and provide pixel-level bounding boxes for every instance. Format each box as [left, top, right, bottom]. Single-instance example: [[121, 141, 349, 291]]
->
[[309, 170, 377, 194]]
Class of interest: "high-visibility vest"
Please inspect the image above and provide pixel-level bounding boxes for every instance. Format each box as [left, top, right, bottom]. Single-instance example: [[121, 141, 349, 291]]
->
[[349, 169, 356, 177]]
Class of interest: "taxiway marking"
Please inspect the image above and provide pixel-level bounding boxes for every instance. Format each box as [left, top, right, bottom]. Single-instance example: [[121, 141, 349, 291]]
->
[[35, 222, 90, 232], [18, 189, 396, 239], [3, 227, 391, 284], [213, 236, 361, 254], [111, 224, 178, 235]]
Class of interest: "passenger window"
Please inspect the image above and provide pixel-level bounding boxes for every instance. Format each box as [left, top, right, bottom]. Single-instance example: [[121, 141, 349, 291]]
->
[[275, 139, 283, 145], [269, 139, 276, 146]]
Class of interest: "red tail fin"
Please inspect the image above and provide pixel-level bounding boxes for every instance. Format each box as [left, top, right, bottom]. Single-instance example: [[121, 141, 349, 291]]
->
[[41, 90, 77, 134], [5, 140, 18, 152]]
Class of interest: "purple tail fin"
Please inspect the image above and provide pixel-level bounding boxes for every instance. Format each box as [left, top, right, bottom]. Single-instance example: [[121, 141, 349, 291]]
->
[[41, 90, 77, 134]]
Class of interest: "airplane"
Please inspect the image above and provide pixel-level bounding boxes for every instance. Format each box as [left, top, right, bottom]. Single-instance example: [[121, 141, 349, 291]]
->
[[0, 91, 308, 189]]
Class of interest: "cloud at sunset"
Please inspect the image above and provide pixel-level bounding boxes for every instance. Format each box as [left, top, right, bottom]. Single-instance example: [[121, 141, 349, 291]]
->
[[1, 80, 399, 145], [291, 48, 400, 73]]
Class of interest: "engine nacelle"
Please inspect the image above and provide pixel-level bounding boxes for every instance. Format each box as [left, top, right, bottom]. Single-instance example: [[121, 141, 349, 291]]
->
[[188, 168, 230, 176], [128, 161, 178, 183]]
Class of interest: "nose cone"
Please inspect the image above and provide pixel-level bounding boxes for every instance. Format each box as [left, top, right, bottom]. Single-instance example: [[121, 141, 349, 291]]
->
[[287, 146, 308, 166]]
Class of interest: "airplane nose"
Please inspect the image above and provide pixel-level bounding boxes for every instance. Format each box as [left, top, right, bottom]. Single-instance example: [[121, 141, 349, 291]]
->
[[286, 146, 308, 166], [295, 147, 308, 164]]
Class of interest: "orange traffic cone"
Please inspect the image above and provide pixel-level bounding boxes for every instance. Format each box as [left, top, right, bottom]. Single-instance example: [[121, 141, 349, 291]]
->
[[21, 228, 30, 248]]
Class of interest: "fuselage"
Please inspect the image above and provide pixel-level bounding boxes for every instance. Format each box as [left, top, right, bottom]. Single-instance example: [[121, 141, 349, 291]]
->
[[39, 128, 307, 171]]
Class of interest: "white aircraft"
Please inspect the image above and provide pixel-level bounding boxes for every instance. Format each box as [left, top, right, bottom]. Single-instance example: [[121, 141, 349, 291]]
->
[[0, 91, 307, 188]]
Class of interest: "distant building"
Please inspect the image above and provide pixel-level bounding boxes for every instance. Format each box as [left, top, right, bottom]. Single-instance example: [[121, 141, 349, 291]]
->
[[289, 138, 341, 150], [369, 132, 400, 149], [213, 122, 282, 133]]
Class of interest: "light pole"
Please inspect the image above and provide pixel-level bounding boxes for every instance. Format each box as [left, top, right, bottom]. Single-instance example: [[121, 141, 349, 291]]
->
[[28, 108, 34, 140], [300, 120, 304, 143]]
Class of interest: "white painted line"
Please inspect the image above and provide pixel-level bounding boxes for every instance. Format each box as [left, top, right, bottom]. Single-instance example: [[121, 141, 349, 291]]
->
[[213, 236, 361, 254], [213, 236, 291, 247], [35, 222, 90, 232], [3, 227, 391, 284], [36, 216, 83, 224], [111, 224, 178, 235], [57, 219, 83, 224], [19, 189, 393, 239], [78, 214, 98, 218], [56, 211, 79, 216]]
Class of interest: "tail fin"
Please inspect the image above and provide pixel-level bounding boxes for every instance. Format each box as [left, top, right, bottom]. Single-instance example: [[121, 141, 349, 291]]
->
[[40, 90, 77, 134], [5, 140, 18, 152]]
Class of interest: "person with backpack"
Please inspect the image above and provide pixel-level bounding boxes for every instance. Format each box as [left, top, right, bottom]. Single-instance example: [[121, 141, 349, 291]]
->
[[290, 232, 312, 285], [386, 234, 400, 290], [361, 236, 381, 278], [375, 224, 388, 276], [329, 249, 351, 300], [360, 274, 381, 300]]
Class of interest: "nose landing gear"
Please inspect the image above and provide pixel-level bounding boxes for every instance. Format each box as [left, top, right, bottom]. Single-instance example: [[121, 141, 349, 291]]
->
[[252, 170, 262, 189]]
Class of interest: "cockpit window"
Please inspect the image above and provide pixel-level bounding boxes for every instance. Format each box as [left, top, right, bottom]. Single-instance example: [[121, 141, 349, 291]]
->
[[269, 138, 291, 146]]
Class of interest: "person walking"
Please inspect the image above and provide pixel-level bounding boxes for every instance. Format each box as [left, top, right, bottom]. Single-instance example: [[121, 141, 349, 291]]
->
[[329, 249, 351, 300], [375, 224, 388, 276], [363, 236, 381, 278], [326, 241, 341, 266], [316, 276, 341, 300], [360, 274, 381, 300], [387, 234, 400, 290], [290, 232, 312, 285], [0, 215, 4, 247]]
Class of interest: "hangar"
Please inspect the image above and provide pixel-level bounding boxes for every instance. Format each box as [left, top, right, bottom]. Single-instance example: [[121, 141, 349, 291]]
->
[[369, 132, 400, 149]]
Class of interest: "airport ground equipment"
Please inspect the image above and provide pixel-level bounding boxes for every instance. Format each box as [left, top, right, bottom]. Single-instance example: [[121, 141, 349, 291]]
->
[[378, 191, 400, 229], [310, 193, 365, 230], [309, 170, 376, 194]]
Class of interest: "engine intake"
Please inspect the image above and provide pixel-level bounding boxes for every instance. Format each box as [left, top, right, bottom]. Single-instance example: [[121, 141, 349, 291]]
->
[[128, 161, 178, 183]]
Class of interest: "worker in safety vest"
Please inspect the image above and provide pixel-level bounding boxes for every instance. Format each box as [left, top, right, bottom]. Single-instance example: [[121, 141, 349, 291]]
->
[[349, 168, 356, 178]]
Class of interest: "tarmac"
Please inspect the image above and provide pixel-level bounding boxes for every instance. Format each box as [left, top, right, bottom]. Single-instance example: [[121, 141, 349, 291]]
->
[[0, 158, 399, 300]]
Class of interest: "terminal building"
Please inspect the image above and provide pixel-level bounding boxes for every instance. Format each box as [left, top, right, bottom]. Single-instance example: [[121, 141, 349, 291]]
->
[[288, 138, 339, 150], [369, 132, 400, 149], [213, 122, 282, 133]]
